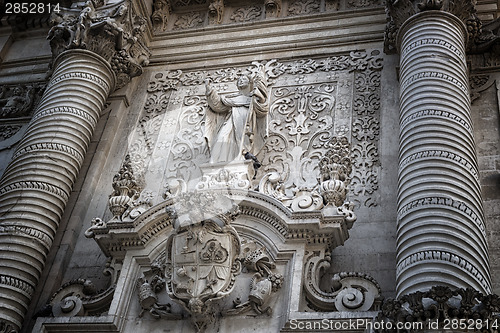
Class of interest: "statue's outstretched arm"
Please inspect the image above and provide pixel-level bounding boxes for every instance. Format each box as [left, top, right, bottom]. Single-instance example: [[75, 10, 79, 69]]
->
[[205, 79, 230, 113]]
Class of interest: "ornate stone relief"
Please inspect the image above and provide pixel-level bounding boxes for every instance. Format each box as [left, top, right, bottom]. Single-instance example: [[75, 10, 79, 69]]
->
[[288, 0, 320, 16], [304, 250, 382, 312], [0, 83, 45, 120], [264, 0, 282, 18], [138, 51, 382, 208], [208, 0, 224, 24], [230, 5, 262, 22], [150, 0, 383, 32], [173, 11, 204, 30], [47, 0, 150, 89], [152, 0, 171, 32], [376, 286, 500, 332]]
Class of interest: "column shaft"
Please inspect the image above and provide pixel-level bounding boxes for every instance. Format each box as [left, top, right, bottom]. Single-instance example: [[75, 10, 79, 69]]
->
[[396, 11, 491, 296], [0, 50, 114, 330]]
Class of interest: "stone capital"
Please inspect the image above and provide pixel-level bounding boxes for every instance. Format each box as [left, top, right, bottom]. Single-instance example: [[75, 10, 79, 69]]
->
[[384, 0, 479, 54], [47, 0, 151, 90]]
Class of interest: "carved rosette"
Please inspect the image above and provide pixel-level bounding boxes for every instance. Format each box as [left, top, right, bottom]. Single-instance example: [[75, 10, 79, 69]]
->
[[396, 11, 490, 295], [47, 0, 150, 89]]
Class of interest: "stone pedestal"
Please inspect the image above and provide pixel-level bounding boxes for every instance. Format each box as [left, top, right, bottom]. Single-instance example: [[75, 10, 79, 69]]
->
[[396, 11, 490, 296], [0, 50, 114, 331], [196, 160, 255, 190]]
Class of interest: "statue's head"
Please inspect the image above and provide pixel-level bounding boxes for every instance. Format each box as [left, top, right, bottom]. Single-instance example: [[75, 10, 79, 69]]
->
[[236, 75, 251, 91]]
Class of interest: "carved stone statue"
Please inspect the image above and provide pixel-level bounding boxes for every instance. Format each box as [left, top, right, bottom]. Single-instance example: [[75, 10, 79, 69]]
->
[[204, 72, 269, 164]]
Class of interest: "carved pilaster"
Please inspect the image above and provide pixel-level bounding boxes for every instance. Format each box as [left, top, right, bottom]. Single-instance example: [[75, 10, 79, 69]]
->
[[396, 11, 490, 296], [384, 0, 479, 54]]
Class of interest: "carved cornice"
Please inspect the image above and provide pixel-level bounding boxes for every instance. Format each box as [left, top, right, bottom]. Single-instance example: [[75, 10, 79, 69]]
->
[[384, 0, 478, 54], [47, 0, 150, 89]]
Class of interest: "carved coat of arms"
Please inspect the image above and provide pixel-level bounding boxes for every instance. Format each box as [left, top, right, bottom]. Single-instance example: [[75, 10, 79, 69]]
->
[[165, 217, 241, 330]]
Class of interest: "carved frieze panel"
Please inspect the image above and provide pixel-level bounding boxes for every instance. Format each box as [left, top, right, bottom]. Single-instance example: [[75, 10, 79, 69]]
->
[[151, 0, 383, 32], [131, 50, 382, 209]]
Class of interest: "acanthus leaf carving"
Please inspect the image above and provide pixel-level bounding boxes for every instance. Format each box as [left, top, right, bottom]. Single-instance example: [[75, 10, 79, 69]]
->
[[108, 154, 145, 221], [47, 0, 150, 89], [376, 286, 500, 331]]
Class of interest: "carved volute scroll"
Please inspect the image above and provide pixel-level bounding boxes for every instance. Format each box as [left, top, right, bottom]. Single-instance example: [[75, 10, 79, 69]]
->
[[47, 0, 150, 89]]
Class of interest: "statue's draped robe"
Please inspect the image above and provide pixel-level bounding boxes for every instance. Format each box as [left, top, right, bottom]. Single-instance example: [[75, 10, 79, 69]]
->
[[205, 82, 268, 163]]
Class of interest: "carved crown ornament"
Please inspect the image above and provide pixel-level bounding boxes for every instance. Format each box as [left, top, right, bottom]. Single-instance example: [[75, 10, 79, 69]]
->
[[46, 0, 151, 89], [383, 0, 500, 54]]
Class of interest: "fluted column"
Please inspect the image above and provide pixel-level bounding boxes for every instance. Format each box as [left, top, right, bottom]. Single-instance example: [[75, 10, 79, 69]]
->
[[396, 11, 490, 296], [0, 49, 114, 331]]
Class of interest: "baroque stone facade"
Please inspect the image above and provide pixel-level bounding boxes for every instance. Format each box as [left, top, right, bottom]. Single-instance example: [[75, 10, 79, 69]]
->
[[0, 0, 500, 332]]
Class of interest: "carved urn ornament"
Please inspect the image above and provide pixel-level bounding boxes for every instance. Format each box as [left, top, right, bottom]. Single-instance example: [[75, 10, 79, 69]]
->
[[108, 154, 142, 219], [318, 136, 352, 207]]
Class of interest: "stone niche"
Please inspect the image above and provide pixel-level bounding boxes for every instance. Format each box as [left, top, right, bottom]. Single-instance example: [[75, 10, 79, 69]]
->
[[38, 50, 384, 332]]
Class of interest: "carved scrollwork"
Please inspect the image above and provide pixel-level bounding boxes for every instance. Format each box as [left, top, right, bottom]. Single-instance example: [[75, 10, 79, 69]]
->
[[49, 278, 115, 318], [304, 251, 382, 312]]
